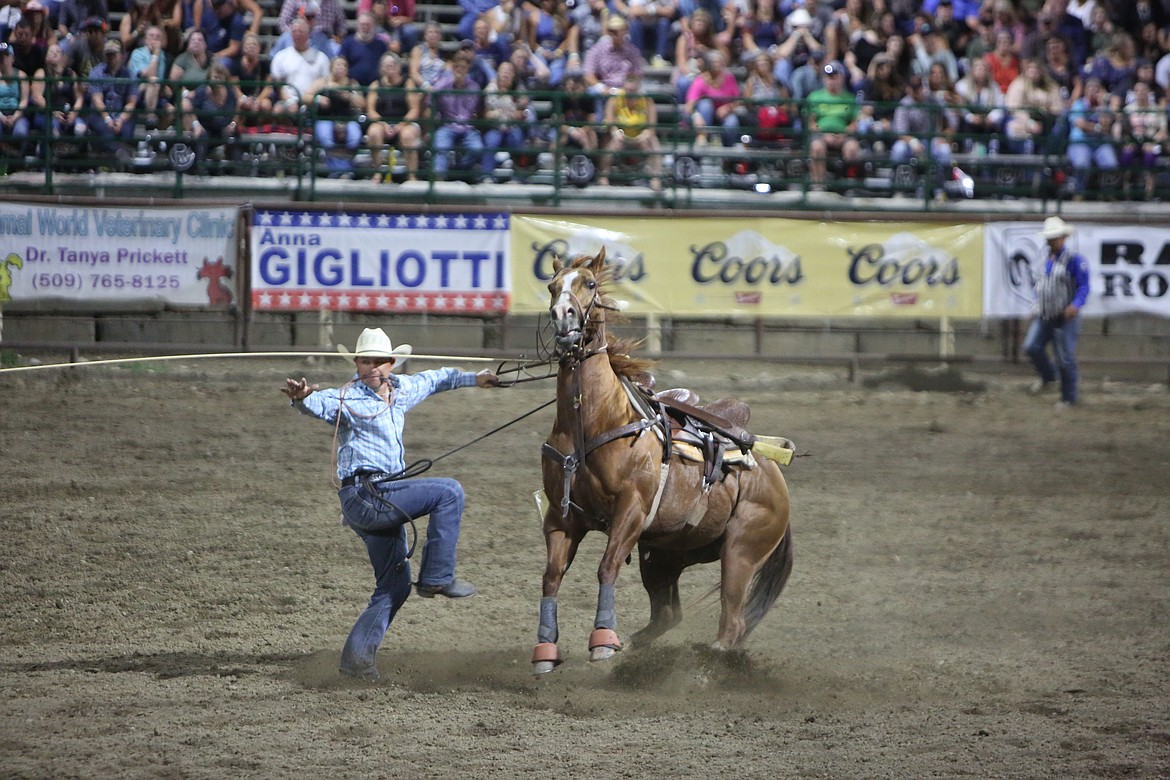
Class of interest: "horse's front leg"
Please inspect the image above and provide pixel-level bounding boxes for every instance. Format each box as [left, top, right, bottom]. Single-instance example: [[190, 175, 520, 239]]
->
[[589, 507, 643, 662], [533, 521, 583, 675]]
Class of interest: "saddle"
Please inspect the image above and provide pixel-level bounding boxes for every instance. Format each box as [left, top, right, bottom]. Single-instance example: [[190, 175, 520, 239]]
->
[[625, 378, 758, 491]]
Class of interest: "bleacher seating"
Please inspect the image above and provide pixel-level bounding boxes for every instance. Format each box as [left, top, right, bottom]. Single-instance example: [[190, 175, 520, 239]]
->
[[10, 0, 1169, 204]]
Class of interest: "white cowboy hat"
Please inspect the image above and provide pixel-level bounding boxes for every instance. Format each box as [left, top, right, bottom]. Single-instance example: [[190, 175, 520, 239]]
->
[[1039, 216, 1075, 239], [336, 328, 412, 361], [787, 8, 813, 27]]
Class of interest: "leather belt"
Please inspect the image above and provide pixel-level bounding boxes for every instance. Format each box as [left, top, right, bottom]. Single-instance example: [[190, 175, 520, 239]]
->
[[341, 471, 381, 488]]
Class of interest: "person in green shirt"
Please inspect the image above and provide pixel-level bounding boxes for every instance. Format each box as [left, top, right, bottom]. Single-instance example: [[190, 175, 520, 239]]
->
[[806, 60, 861, 189]]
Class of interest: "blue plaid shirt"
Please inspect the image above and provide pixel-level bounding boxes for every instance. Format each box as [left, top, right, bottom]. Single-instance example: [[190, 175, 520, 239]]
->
[[294, 367, 478, 479]]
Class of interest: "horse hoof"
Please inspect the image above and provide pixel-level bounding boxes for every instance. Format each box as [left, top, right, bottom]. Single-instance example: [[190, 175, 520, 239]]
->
[[587, 628, 622, 663], [589, 645, 620, 663], [531, 642, 562, 675], [533, 660, 558, 675]]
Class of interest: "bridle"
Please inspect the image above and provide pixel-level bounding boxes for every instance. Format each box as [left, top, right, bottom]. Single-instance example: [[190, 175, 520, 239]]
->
[[543, 271, 667, 520], [549, 275, 621, 365]]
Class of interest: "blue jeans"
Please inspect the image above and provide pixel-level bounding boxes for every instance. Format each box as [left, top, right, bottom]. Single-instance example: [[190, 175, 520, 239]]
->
[[313, 119, 362, 150], [337, 477, 466, 674], [630, 15, 674, 61], [433, 125, 484, 177], [1067, 142, 1118, 192], [693, 98, 740, 146], [482, 126, 526, 177], [1024, 315, 1081, 404]]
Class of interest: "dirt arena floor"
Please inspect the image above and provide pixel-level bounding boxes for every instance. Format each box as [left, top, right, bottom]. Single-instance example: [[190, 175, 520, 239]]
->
[[2, 354, 1169, 779]]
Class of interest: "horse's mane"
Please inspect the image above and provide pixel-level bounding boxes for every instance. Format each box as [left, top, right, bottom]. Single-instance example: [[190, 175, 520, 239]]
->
[[564, 252, 657, 383]]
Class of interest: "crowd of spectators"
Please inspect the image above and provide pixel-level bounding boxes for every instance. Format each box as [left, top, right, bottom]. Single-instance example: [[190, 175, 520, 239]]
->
[[0, 0, 1167, 196]]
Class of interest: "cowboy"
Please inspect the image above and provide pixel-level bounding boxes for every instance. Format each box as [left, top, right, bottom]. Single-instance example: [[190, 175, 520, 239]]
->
[[282, 328, 499, 680], [1024, 216, 1090, 408]]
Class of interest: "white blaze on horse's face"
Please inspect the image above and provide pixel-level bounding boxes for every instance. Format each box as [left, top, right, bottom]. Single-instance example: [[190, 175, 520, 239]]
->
[[550, 270, 583, 336]]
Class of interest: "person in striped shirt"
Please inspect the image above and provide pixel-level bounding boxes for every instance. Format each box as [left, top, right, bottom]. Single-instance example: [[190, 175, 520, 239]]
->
[[1024, 216, 1091, 408]]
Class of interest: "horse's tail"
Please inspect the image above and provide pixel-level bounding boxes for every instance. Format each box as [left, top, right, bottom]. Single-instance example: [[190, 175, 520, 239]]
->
[[741, 525, 793, 638]]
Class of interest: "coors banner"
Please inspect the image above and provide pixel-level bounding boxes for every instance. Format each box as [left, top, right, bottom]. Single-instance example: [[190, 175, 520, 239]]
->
[[984, 222, 1170, 319]]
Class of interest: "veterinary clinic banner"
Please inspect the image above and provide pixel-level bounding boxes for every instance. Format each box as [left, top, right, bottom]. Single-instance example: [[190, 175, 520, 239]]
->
[[250, 210, 510, 313], [984, 222, 1170, 319], [510, 215, 983, 318], [0, 204, 239, 306]]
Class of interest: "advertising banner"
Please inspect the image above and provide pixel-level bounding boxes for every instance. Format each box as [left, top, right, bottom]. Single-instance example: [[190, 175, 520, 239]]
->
[[984, 221, 1170, 319], [0, 204, 239, 307], [250, 209, 511, 313], [510, 215, 983, 318]]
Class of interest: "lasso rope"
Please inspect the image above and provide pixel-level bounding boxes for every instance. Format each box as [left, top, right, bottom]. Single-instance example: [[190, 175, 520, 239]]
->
[[0, 350, 504, 375]]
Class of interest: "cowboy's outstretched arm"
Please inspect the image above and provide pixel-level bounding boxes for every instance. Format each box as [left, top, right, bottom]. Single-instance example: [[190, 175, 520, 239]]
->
[[476, 369, 500, 388], [282, 377, 320, 401]]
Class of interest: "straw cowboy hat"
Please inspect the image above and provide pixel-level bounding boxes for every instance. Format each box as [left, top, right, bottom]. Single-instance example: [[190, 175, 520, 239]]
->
[[336, 328, 412, 361], [1039, 216, 1075, 239]]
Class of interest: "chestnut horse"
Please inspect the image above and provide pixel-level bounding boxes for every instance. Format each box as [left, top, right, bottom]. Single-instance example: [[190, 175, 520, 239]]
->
[[532, 247, 793, 674]]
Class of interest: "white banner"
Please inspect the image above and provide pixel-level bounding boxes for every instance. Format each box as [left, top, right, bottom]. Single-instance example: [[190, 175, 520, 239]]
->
[[249, 210, 511, 314], [984, 221, 1170, 319], [0, 204, 239, 306]]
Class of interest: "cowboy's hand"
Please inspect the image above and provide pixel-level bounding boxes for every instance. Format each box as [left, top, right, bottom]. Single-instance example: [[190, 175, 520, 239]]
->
[[282, 377, 319, 400], [476, 369, 500, 388], [1064, 303, 1079, 320]]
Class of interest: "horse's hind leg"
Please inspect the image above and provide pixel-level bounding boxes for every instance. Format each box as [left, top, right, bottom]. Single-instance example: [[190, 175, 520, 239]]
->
[[629, 545, 686, 648], [712, 552, 756, 651]]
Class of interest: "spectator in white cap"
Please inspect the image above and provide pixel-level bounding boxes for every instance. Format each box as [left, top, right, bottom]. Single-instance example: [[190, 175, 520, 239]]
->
[[278, 0, 346, 39], [282, 329, 499, 681], [772, 5, 822, 91], [271, 0, 339, 57], [1024, 216, 1090, 408]]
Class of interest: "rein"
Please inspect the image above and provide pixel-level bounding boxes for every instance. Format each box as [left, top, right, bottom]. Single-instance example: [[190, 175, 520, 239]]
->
[[542, 296, 670, 521]]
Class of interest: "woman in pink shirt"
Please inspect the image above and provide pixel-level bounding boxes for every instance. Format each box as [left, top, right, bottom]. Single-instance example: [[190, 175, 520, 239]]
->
[[684, 50, 742, 146]]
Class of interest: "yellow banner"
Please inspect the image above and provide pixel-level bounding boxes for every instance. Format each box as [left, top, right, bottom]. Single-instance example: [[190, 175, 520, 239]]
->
[[510, 215, 984, 318]]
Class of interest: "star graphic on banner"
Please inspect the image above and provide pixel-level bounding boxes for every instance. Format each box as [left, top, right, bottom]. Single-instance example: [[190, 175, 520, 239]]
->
[[474, 215, 488, 230], [317, 293, 332, 308], [454, 215, 469, 229], [337, 294, 352, 308], [259, 292, 273, 306], [452, 294, 467, 310], [375, 295, 389, 308], [440, 215, 453, 229], [279, 292, 292, 307], [257, 211, 274, 225], [277, 211, 292, 226], [413, 294, 427, 309], [394, 294, 410, 308], [298, 293, 314, 307], [357, 214, 372, 228], [433, 295, 449, 310], [356, 295, 371, 308], [490, 295, 506, 309], [394, 215, 408, 228], [376, 214, 391, 228], [471, 295, 486, 310], [492, 215, 507, 230]]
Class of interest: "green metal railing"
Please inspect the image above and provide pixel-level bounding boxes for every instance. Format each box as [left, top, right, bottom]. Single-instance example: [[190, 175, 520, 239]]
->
[[7, 76, 1166, 207]]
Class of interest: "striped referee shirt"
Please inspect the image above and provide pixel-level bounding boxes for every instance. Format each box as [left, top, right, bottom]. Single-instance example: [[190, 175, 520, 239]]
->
[[294, 367, 478, 480], [1035, 247, 1091, 322]]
